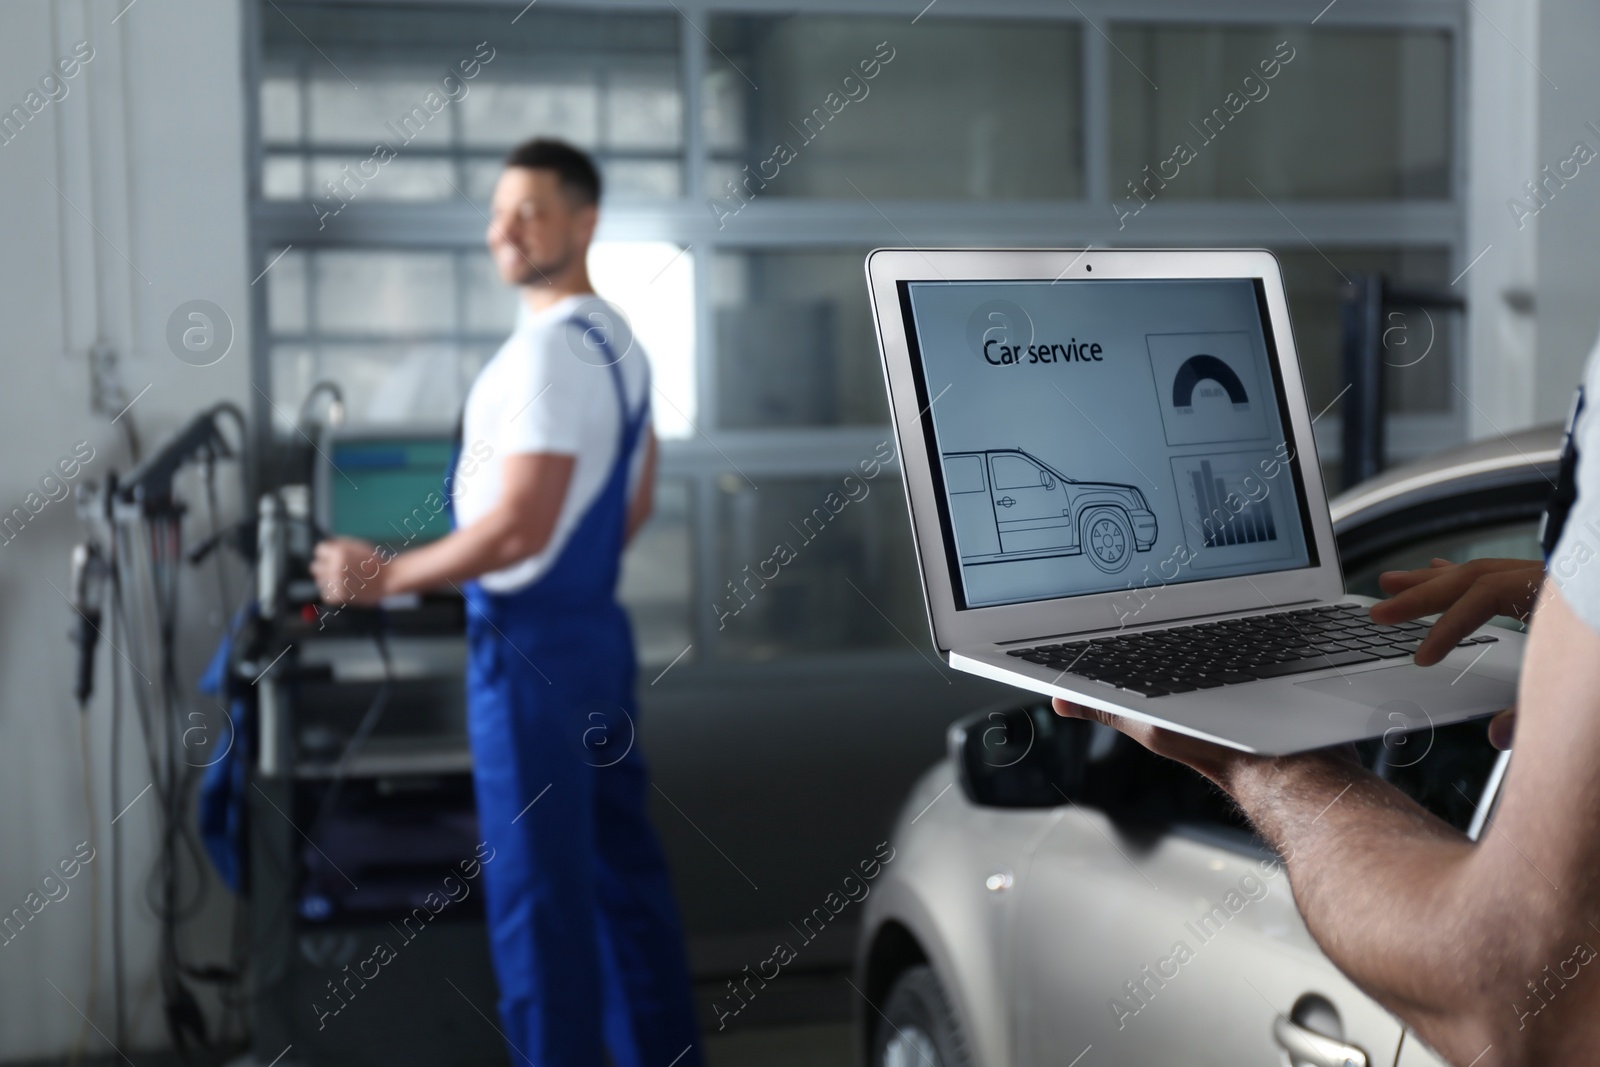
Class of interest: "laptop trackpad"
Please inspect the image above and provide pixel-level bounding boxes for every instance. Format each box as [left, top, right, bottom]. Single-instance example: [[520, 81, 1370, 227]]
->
[[1294, 664, 1515, 719]]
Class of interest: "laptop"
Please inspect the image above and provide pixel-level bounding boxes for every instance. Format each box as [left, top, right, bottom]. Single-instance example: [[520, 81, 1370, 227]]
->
[[867, 247, 1520, 755]]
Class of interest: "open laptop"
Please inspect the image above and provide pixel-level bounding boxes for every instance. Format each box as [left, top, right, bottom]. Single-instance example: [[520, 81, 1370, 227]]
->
[[867, 248, 1520, 755]]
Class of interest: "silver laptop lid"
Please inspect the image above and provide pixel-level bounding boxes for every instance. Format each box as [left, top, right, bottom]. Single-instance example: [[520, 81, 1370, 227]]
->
[[867, 248, 1344, 653]]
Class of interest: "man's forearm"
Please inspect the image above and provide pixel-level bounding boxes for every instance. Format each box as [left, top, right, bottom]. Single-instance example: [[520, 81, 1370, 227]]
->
[[381, 506, 551, 596], [1054, 577, 1600, 1064], [374, 453, 572, 596], [1213, 752, 1506, 1052], [624, 430, 657, 546]]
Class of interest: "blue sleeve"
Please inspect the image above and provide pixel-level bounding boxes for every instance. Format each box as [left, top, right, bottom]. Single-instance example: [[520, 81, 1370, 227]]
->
[[1548, 353, 1600, 634]]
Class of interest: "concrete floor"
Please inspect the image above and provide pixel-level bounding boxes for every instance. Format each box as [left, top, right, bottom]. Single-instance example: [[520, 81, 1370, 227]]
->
[[704, 1022, 855, 1067], [697, 968, 859, 1066], [18, 971, 861, 1067], [23, 1016, 860, 1067]]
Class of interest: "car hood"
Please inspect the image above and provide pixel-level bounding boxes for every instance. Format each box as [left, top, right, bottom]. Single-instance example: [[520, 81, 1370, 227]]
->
[[1329, 423, 1561, 532]]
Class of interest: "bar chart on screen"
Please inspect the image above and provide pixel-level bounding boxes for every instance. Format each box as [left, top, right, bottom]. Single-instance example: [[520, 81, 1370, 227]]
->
[[1190, 458, 1277, 547], [1170, 451, 1297, 568]]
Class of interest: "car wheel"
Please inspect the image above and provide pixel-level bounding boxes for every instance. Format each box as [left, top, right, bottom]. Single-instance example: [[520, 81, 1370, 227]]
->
[[1081, 507, 1134, 572], [873, 965, 972, 1067]]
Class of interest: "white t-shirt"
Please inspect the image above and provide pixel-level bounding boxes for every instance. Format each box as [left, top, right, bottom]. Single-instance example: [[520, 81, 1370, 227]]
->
[[451, 293, 651, 593], [1549, 329, 1600, 625]]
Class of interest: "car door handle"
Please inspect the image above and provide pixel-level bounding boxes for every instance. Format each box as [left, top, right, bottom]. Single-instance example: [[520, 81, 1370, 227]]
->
[[996, 496, 1015, 508], [1272, 1015, 1369, 1067]]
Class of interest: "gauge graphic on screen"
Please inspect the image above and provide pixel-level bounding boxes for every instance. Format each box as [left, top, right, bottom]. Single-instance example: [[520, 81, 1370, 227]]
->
[[1148, 331, 1270, 447], [943, 448, 1158, 573], [1171, 354, 1250, 410]]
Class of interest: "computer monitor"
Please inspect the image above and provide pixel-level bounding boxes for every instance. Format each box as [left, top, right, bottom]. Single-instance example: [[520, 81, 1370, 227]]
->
[[314, 427, 458, 550]]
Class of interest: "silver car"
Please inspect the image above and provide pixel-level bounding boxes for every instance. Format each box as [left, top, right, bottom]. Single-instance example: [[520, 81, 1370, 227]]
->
[[856, 426, 1561, 1067]]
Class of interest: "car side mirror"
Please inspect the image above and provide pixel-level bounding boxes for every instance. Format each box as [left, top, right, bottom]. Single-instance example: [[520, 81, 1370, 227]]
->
[[949, 703, 1088, 808]]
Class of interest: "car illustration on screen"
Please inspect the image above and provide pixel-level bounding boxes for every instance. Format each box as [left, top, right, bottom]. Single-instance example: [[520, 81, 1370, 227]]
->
[[942, 449, 1158, 573]]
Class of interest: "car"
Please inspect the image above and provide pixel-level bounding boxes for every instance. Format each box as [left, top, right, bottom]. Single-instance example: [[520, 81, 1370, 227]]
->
[[943, 449, 1159, 573], [858, 424, 1563, 1067]]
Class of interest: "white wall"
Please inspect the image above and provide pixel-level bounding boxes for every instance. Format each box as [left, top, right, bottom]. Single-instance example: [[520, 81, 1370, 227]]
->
[[1463, 0, 1541, 438], [1532, 0, 1600, 423], [0, 0, 250, 1059], [1466, 0, 1600, 436]]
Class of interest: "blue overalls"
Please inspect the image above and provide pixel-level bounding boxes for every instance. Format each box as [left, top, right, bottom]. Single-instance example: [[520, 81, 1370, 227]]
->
[[452, 321, 703, 1067]]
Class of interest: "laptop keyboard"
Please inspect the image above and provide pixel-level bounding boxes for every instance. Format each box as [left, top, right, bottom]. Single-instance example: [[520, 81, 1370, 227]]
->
[[1006, 603, 1498, 698]]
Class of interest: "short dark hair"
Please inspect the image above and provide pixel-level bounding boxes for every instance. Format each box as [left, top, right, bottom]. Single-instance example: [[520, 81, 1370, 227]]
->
[[503, 138, 601, 206]]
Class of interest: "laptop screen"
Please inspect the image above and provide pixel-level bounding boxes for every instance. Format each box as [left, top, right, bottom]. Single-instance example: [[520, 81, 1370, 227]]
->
[[900, 277, 1316, 610]]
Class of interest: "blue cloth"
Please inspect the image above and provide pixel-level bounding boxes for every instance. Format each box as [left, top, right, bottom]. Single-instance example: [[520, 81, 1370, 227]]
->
[[197, 606, 254, 894], [1551, 351, 1600, 629], [1542, 384, 1583, 562], [453, 319, 703, 1067]]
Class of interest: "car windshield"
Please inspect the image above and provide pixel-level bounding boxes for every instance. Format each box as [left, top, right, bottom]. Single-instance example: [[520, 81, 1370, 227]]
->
[[1344, 520, 1542, 610]]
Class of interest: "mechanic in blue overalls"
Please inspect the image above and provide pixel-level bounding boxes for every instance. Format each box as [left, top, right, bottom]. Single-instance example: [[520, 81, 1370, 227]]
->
[[312, 138, 703, 1067]]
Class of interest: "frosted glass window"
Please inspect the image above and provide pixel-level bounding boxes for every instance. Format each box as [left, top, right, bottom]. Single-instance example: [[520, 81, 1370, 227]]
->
[[705, 16, 1082, 200], [269, 346, 316, 431], [712, 476, 924, 660], [259, 76, 301, 141], [262, 155, 304, 199], [605, 161, 680, 200], [1274, 247, 1454, 415], [308, 78, 452, 147], [460, 81, 599, 148], [307, 157, 457, 202], [317, 343, 469, 425], [589, 242, 697, 440], [1109, 25, 1452, 200], [709, 249, 883, 429], [605, 68, 682, 150], [619, 479, 694, 668], [265, 249, 307, 334], [314, 252, 456, 334], [461, 253, 518, 336], [260, 5, 682, 204]]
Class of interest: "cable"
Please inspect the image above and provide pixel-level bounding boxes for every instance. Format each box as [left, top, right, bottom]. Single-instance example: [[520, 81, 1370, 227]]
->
[[295, 381, 344, 431], [86, 403, 256, 1054], [68, 709, 100, 1067], [109, 515, 213, 1051], [203, 459, 234, 619], [116, 410, 142, 466], [98, 406, 257, 1049], [184, 490, 255, 1034], [151, 513, 209, 1052], [208, 401, 253, 529], [270, 380, 343, 493], [109, 528, 127, 1049], [304, 624, 394, 850]]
